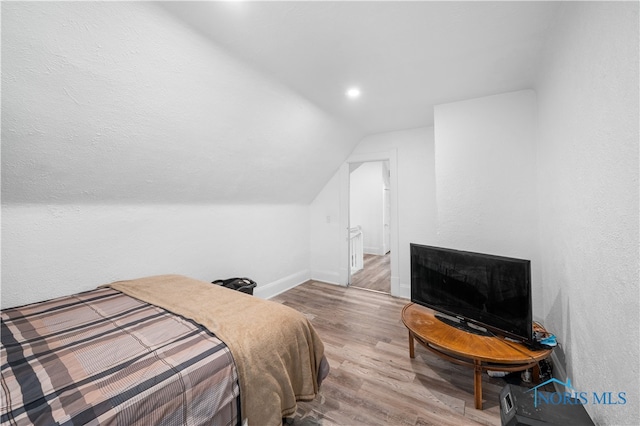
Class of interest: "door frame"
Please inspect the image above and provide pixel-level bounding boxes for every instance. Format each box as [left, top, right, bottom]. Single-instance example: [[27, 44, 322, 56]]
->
[[339, 149, 399, 297]]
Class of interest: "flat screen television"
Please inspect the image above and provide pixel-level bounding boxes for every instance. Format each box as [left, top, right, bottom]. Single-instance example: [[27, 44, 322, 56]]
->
[[410, 243, 532, 343]]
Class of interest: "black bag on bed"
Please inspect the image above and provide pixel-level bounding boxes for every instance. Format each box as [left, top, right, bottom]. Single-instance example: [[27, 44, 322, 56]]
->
[[212, 277, 257, 295]]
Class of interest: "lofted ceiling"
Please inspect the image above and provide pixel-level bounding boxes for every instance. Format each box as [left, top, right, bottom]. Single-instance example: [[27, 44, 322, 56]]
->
[[158, 1, 560, 135], [1, 1, 562, 205]]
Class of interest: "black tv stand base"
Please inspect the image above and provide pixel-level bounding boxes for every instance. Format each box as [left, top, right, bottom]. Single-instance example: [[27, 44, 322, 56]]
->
[[435, 314, 492, 337]]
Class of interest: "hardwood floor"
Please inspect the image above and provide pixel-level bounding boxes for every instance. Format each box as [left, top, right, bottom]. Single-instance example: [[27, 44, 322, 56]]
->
[[350, 253, 390, 293], [272, 280, 510, 426]]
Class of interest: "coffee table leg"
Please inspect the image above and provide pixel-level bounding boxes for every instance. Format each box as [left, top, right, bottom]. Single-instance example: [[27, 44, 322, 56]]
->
[[474, 360, 482, 409], [408, 330, 415, 358], [532, 363, 541, 384]]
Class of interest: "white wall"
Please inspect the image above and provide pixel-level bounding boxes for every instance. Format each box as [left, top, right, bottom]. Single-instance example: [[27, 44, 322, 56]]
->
[[309, 172, 343, 285], [535, 2, 639, 424], [1, 204, 310, 308], [1, 1, 360, 307], [433, 90, 541, 314], [310, 127, 436, 296], [344, 101, 536, 299], [350, 162, 385, 255], [1, 1, 360, 205]]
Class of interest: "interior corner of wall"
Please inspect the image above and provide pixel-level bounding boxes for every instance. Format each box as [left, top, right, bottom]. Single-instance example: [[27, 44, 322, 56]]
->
[[255, 269, 310, 300], [549, 344, 568, 392]]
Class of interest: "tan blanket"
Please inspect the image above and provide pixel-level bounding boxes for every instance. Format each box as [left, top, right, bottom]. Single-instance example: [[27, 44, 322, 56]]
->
[[105, 275, 325, 426]]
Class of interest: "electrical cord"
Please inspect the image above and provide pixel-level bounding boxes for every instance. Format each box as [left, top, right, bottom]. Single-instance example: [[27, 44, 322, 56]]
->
[[486, 322, 556, 383]]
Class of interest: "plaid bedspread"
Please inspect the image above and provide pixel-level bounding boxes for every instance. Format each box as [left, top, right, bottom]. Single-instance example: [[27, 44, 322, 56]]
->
[[1, 287, 240, 426]]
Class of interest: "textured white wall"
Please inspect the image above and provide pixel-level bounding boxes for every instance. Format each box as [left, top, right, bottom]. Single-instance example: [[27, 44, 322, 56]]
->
[[1, 204, 310, 308], [1, 1, 360, 306], [433, 90, 541, 315], [1, 2, 360, 204], [536, 2, 639, 424], [309, 173, 343, 285], [350, 162, 385, 255], [433, 91, 538, 256]]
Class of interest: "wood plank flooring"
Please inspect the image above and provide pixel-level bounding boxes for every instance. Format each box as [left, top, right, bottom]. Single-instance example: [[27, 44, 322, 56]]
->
[[350, 253, 390, 293], [272, 280, 511, 426]]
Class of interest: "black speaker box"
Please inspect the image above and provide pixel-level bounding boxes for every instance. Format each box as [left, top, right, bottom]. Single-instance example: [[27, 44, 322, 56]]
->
[[500, 384, 595, 426]]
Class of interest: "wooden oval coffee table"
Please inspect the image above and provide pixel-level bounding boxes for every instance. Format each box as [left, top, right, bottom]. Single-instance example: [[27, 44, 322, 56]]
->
[[402, 303, 552, 410]]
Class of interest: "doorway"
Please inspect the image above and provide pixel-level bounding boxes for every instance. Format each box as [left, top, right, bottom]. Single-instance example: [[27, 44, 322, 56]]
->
[[348, 161, 391, 294], [338, 149, 398, 297]]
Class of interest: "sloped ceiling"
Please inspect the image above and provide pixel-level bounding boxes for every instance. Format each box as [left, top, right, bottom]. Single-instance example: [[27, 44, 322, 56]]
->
[[1, 1, 559, 205], [159, 1, 560, 134], [1, 1, 361, 204]]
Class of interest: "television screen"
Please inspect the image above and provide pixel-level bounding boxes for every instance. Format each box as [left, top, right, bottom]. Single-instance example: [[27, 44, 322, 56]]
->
[[410, 243, 532, 343]]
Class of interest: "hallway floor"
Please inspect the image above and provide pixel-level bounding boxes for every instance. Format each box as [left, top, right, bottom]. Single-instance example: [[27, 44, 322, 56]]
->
[[350, 253, 390, 293]]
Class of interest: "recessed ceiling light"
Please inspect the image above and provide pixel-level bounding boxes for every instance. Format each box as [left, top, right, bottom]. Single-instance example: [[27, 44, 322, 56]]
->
[[346, 87, 361, 99]]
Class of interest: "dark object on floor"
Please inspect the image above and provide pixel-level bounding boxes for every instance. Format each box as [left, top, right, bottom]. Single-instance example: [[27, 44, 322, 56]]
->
[[213, 277, 257, 295], [537, 358, 553, 382], [501, 359, 554, 388], [500, 384, 595, 426]]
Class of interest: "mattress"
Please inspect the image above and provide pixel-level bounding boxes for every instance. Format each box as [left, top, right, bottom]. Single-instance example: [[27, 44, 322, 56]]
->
[[1, 287, 239, 425]]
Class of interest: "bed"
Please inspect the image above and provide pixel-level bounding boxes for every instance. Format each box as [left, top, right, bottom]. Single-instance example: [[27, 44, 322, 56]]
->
[[1, 275, 329, 426]]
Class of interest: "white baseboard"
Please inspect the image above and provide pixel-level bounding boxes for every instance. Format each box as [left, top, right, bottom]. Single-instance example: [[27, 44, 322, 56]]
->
[[398, 280, 410, 299], [364, 247, 386, 256], [310, 269, 341, 286], [254, 269, 311, 300]]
